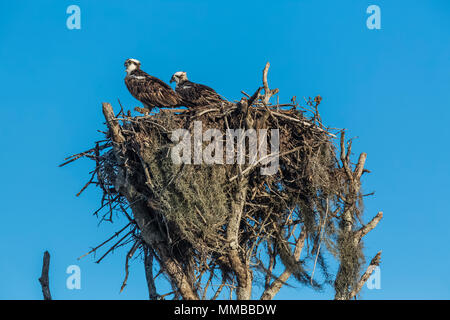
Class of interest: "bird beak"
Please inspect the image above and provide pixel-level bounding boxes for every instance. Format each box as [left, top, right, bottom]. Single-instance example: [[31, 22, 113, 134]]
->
[[170, 77, 175, 83]]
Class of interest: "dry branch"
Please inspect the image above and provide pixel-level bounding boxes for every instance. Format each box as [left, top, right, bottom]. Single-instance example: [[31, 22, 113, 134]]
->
[[260, 230, 306, 300], [349, 251, 382, 299], [354, 212, 383, 245], [38, 251, 52, 300], [143, 246, 160, 300]]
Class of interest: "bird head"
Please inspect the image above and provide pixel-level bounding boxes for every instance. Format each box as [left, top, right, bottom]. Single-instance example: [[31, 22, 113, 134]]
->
[[124, 58, 141, 74], [170, 71, 188, 84]]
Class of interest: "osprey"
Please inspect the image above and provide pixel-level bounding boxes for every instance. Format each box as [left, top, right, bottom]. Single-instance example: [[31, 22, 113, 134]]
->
[[170, 71, 225, 106], [124, 59, 183, 110]]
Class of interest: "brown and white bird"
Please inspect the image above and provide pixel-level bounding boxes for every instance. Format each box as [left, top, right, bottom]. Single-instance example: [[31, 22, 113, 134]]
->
[[170, 71, 226, 107], [124, 59, 183, 110]]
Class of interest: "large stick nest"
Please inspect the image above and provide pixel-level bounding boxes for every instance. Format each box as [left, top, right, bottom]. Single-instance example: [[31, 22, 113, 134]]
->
[[64, 64, 368, 296]]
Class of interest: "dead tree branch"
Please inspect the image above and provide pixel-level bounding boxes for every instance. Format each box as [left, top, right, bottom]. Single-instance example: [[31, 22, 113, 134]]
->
[[260, 230, 306, 300], [349, 251, 382, 299], [354, 212, 383, 245], [38, 251, 52, 300], [144, 246, 160, 300]]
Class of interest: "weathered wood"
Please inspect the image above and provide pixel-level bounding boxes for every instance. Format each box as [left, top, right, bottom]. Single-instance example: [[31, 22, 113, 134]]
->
[[144, 246, 160, 300], [260, 230, 306, 300], [354, 212, 383, 245], [102, 102, 199, 300], [38, 251, 52, 300], [349, 251, 382, 299], [227, 179, 252, 300]]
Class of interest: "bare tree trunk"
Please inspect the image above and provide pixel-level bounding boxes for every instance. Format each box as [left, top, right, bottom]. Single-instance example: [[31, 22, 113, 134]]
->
[[227, 179, 252, 299], [334, 132, 382, 300], [143, 246, 160, 300], [102, 102, 199, 300], [38, 251, 52, 300]]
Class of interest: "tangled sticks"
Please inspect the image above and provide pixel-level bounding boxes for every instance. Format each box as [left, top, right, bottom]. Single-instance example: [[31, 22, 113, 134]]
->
[[63, 63, 382, 300]]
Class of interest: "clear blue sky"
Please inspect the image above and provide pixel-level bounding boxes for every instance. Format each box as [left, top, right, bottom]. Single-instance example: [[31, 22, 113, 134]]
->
[[0, 0, 449, 300]]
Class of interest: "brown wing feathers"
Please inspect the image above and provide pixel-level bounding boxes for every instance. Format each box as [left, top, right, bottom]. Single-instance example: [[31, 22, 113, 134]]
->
[[176, 80, 224, 106], [125, 69, 181, 109]]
